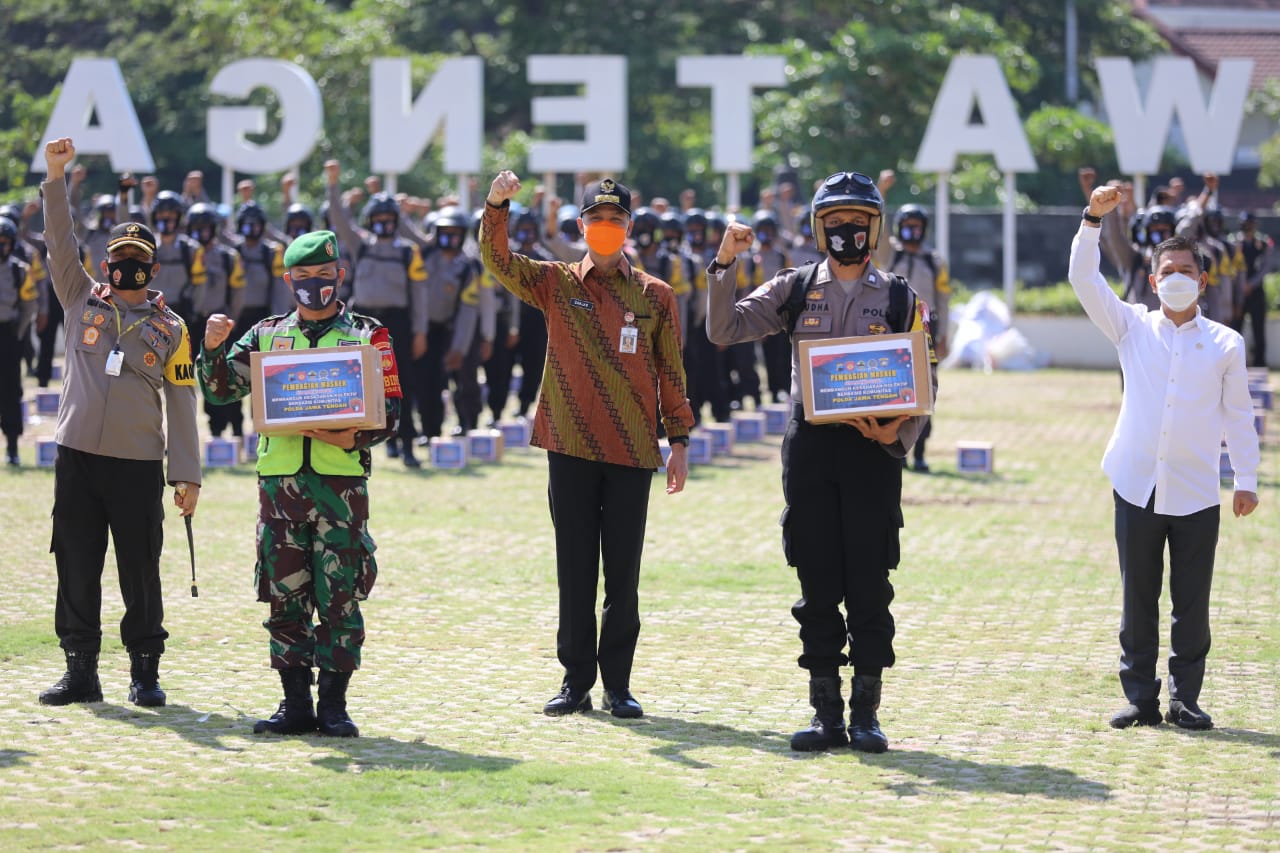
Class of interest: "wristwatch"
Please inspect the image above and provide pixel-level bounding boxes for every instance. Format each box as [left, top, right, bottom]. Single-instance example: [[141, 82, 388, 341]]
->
[[1081, 208, 1102, 225]]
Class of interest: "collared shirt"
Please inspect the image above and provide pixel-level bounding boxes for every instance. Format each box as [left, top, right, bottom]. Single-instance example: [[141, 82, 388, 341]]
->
[[1069, 224, 1259, 515], [41, 178, 201, 486], [479, 202, 693, 469]]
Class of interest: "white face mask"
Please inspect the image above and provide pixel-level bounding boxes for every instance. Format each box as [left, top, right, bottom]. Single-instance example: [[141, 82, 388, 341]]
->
[[1156, 271, 1200, 312]]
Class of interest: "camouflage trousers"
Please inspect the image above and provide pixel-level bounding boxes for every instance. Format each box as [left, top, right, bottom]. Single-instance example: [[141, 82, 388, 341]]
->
[[255, 516, 378, 672]]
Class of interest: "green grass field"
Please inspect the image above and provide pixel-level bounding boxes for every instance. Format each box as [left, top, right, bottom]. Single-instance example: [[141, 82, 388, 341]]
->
[[2, 367, 1277, 851]]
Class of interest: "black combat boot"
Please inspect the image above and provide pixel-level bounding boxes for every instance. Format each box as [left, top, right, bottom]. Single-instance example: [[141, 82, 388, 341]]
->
[[253, 667, 317, 735], [128, 652, 166, 707], [790, 676, 848, 751], [316, 669, 360, 737], [848, 674, 889, 753], [38, 650, 104, 705]]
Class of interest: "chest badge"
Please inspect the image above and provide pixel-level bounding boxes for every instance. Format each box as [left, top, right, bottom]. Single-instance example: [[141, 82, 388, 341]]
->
[[801, 316, 822, 328], [143, 351, 157, 367], [271, 336, 295, 351], [869, 323, 888, 334], [624, 310, 635, 324], [81, 327, 101, 346]]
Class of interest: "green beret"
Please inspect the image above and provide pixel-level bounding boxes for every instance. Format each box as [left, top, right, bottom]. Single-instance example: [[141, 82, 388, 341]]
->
[[283, 230, 340, 268]]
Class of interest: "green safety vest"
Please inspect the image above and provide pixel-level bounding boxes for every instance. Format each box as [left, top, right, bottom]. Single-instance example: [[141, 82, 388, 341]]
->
[[255, 315, 373, 477]]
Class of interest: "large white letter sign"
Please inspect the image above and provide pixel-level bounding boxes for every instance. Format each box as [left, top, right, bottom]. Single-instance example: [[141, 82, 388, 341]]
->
[[371, 57, 483, 175], [676, 56, 787, 173], [527, 55, 627, 173], [207, 59, 323, 174], [1096, 57, 1253, 175], [914, 55, 1036, 173], [32, 58, 154, 173]]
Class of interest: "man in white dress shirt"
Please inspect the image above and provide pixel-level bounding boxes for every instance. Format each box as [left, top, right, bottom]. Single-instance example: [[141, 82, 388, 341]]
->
[[1070, 185, 1260, 731]]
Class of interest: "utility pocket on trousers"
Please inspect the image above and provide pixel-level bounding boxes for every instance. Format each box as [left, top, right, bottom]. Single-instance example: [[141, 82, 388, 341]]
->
[[779, 506, 795, 567], [355, 529, 378, 601]]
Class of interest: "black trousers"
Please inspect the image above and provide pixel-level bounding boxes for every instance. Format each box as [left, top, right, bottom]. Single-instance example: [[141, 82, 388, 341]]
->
[[1237, 286, 1267, 368], [1114, 490, 1219, 705], [762, 333, 790, 399], [36, 298, 64, 387], [415, 321, 454, 439], [50, 446, 169, 655], [782, 415, 900, 675], [484, 315, 517, 423], [726, 341, 761, 407], [547, 451, 652, 692], [0, 324, 22, 440], [516, 307, 547, 413], [453, 333, 485, 433]]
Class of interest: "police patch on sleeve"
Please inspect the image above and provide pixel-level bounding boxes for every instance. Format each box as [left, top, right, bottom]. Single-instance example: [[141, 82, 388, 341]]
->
[[165, 324, 197, 386]]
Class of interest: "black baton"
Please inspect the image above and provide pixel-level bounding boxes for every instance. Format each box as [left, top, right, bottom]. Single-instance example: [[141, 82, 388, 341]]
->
[[185, 515, 198, 597]]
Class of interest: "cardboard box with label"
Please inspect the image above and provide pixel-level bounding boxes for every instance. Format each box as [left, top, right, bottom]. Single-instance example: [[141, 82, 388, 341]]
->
[[250, 345, 385, 435], [797, 331, 933, 424]]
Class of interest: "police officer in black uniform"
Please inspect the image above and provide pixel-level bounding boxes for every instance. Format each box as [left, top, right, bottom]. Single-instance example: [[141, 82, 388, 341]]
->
[[706, 172, 937, 753]]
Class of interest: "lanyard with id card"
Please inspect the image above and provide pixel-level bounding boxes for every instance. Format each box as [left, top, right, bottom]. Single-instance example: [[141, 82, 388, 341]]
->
[[105, 299, 150, 378], [619, 311, 638, 354]]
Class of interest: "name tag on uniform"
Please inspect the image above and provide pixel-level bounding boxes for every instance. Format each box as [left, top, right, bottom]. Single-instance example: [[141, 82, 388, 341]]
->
[[619, 325, 638, 354], [570, 298, 594, 311], [105, 347, 124, 377]]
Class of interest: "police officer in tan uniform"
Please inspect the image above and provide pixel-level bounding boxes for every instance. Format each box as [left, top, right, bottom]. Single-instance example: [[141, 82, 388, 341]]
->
[[707, 171, 937, 754], [38, 138, 201, 709]]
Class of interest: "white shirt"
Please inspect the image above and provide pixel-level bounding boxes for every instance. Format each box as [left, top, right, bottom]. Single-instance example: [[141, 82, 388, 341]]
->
[[1068, 224, 1259, 516]]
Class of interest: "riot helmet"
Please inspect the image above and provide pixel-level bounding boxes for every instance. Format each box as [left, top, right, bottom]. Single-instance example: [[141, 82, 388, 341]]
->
[[151, 191, 186, 236], [285, 203, 314, 239], [894, 204, 929, 243], [433, 205, 471, 251], [362, 192, 401, 237], [186, 202, 219, 245], [810, 171, 882, 255], [236, 200, 268, 239], [631, 207, 660, 249]]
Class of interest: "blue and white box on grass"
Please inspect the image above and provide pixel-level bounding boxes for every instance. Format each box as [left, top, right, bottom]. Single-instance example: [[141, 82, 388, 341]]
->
[[956, 441, 994, 474], [429, 436, 468, 469], [498, 420, 531, 449], [702, 423, 735, 456], [35, 389, 60, 415], [687, 432, 713, 465], [731, 411, 766, 443], [204, 438, 239, 467], [1219, 443, 1234, 483], [467, 429, 504, 463], [242, 433, 260, 462], [36, 439, 58, 467], [761, 403, 790, 435], [657, 441, 672, 473]]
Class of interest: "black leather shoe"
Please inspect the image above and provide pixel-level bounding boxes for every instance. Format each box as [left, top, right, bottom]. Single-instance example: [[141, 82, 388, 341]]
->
[[543, 685, 592, 716], [602, 688, 643, 719], [1166, 699, 1213, 730], [1109, 701, 1163, 729]]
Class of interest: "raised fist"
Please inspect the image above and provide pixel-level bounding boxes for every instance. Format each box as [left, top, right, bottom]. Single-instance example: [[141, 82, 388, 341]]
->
[[204, 314, 236, 350], [488, 171, 521, 205], [877, 170, 896, 194], [44, 138, 76, 177], [716, 222, 755, 264], [1088, 186, 1122, 219], [324, 160, 341, 186]]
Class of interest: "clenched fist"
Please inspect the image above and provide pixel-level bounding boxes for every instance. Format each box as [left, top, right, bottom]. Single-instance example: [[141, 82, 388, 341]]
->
[[45, 138, 76, 178], [204, 314, 236, 350], [488, 171, 521, 206], [715, 222, 754, 265], [324, 160, 341, 186], [1087, 186, 1123, 221]]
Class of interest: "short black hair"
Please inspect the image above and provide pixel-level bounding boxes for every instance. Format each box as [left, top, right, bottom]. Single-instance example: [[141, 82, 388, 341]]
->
[[1151, 235, 1205, 274]]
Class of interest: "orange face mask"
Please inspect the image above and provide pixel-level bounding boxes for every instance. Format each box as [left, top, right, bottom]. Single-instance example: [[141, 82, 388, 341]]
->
[[583, 220, 628, 256]]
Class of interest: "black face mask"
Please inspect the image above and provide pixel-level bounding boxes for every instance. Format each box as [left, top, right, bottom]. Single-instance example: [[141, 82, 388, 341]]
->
[[190, 226, 214, 245], [291, 276, 338, 310], [758, 231, 773, 245], [107, 258, 154, 291], [687, 229, 705, 248], [515, 229, 535, 244], [899, 224, 923, 243], [635, 231, 653, 248], [154, 218, 176, 235], [372, 220, 396, 237], [824, 222, 871, 265], [0, 240, 11, 260], [100, 216, 116, 230]]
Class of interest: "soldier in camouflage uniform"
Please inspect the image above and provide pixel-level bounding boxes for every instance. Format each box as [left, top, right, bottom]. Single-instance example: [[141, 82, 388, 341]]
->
[[197, 230, 402, 738]]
